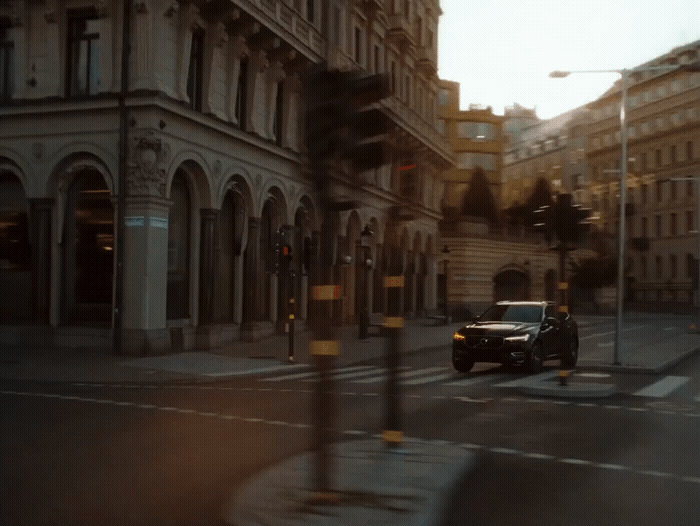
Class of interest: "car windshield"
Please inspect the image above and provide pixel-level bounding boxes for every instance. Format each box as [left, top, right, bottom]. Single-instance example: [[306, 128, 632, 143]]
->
[[478, 304, 543, 323]]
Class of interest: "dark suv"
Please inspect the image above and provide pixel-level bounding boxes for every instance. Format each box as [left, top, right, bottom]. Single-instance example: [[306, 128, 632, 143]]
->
[[452, 301, 578, 373]]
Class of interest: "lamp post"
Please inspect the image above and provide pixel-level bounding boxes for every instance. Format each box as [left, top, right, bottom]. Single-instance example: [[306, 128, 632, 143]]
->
[[442, 244, 450, 324], [550, 60, 700, 365], [358, 225, 373, 339]]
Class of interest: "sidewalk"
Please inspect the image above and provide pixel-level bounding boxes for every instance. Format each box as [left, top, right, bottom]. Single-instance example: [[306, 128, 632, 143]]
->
[[0, 319, 466, 384]]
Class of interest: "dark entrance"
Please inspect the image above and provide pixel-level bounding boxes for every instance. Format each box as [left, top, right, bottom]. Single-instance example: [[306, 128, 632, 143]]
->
[[62, 170, 113, 325], [493, 269, 529, 302]]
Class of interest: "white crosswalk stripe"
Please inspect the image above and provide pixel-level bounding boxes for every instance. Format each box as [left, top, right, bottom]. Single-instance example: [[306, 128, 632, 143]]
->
[[633, 376, 690, 398], [303, 367, 385, 382], [261, 365, 371, 382], [351, 366, 447, 384], [403, 371, 456, 385], [445, 373, 512, 387], [493, 370, 558, 387]]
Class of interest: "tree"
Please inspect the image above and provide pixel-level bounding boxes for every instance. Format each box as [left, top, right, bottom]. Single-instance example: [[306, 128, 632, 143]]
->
[[461, 167, 498, 223], [506, 177, 554, 227]]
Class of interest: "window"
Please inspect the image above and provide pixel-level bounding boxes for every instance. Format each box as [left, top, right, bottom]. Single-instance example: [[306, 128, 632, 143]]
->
[[404, 74, 410, 105], [437, 88, 449, 106], [688, 141, 695, 161], [655, 214, 662, 237], [273, 80, 283, 146], [374, 45, 380, 73], [670, 213, 677, 236], [456, 121, 495, 140], [688, 253, 695, 279], [391, 62, 396, 95], [641, 183, 648, 204], [456, 152, 497, 170], [687, 210, 694, 233], [656, 255, 663, 279], [671, 144, 677, 164], [641, 216, 648, 237], [640, 152, 647, 171], [641, 255, 647, 279], [670, 179, 677, 201], [689, 180, 694, 197], [306, 0, 315, 23], [235, 57, 248, 129], [66, 10, 101, 97], [0, 25, 14, 100], [437, 119, 445, 135], [670, 254, 677, 279], [656, 179, 663, 202], [186, 27, 204, 111], [354, 27, 361, 64], [655, 148, 662, 167]]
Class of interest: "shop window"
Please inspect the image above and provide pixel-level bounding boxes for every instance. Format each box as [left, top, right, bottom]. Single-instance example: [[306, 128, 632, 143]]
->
[[66, 10, 101, 97]]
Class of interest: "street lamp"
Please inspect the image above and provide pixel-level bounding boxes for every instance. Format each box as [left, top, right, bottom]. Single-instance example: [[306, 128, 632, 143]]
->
[[358, 225, 373, 339], [442, 244, 450, 324], [550, 60, 700, 365]]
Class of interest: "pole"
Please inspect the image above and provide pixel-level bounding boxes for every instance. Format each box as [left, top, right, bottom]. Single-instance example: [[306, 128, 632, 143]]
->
[[114, 0, 131, 356], [614, 69, 628, 366], [383, 243, 404, 448], [288, 297, 295, 362]]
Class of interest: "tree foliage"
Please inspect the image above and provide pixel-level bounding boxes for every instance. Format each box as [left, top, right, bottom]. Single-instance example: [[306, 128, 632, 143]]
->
[[461, 167, 498, 223], [506, 177, 554, 226]]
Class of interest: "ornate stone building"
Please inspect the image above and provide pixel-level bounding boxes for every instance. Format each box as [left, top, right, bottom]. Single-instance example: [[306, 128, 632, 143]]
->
[[0, 0, 452, 353], [586, 40, 700, 306]]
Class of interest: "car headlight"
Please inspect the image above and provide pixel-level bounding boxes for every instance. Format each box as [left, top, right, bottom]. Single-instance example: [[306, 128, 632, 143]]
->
[[505, 334, 530, 342], [453, 332, 465, 341]]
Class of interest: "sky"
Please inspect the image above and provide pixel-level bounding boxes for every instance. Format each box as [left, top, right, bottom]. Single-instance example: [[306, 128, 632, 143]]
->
[[437, 0, 700, 120]]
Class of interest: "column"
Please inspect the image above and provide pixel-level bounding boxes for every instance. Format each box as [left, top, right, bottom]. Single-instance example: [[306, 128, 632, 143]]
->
[[29, 198, 53, 324], [198, 209, 218, 326], [242, 217, 260, 326]]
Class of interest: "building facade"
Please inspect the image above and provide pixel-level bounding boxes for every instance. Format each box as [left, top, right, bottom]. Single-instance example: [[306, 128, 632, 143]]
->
[[0, 0, 452, 354], [436, 79, 504, 216], [586, 40, 700, 306]]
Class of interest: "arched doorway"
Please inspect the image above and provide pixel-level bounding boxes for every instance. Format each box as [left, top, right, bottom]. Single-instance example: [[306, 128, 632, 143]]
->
[[260, 198, 281, 321], [61, 169, 114, 325], [167, 169, 191, 320], [217, 188, 246, 322], [493, 268, 529, 302], [0, 171, 31, 323]]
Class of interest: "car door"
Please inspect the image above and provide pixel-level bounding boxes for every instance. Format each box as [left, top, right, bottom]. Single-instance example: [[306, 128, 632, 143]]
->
[[539, 305, 561, 357]]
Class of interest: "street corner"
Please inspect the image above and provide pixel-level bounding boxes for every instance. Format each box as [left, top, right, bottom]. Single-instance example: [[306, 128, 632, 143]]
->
[[517, 370, 617, 398], [222, 438, 478, 526]]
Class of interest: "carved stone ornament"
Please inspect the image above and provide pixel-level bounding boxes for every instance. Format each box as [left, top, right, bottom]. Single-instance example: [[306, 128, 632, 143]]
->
[[127, 135, 169, 197]]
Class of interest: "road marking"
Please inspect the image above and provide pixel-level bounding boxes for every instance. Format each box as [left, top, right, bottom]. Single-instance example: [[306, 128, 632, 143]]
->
[[576, 372, 611, 378], [633, 376, 690, 398], [445, 373, 510, 387], [403, 371, 456, 385], [597, 463, 628, 470], [579, 324, 646, 340], [493, 370, 558, 387], [262, 365, 368, 382], [304, 366, 381, 382], [663, 327, 675, 331], [352, 366, 447, 384], [560, 458, 592, 465], [205, 363, 309, 377]]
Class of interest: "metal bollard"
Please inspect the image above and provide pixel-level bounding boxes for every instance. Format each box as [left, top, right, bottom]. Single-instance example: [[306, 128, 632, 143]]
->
[[288, 298, 295, 362]]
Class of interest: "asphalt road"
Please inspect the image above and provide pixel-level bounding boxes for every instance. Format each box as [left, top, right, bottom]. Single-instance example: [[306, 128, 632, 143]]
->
[[2, 315, 700, 525]]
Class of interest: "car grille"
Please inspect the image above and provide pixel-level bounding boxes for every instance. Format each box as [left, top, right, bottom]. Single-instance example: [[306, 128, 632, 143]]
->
[[465, 335, 504, 348]]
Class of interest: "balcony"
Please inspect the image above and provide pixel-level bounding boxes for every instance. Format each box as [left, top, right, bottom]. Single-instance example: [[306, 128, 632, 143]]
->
[[416, 47, 437, 78], [387, 14, 416, 50]]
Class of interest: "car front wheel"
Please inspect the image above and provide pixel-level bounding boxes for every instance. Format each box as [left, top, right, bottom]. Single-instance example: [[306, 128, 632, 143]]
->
[[453, 356, 475, 373], [528, 341, 544, 373]]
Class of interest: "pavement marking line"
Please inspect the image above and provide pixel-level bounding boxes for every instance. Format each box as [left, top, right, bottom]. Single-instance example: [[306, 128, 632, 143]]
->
[[304, 366, 382, 382], [351, 366, 447, 384], [205, 363, 309, 377], [633, 376, 690, 398], [445, 373, 511, 387], [597, 463, 628, 470], [403, 371, 457, 385], [524, 452, 555, 460], [560, 458, 593, 465], [493, 370, 558, 388], [579, 324, 647, 340], [261, 365, 368, 382]]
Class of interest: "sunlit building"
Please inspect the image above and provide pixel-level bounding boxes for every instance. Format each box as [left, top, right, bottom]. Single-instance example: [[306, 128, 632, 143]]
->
[[0, 0, 452, 353], [587, 40, 700, 307]]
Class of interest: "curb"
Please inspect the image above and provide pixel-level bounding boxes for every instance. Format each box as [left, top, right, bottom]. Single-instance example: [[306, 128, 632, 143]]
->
[[517, 380, 617, 398], [578, 346, 700, 375]]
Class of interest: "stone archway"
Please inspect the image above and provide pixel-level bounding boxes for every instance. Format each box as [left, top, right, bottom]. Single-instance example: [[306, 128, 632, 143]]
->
[[0, 170, 31, 323], [493, 268, 530, 302], [61, 169, 114, 325]]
